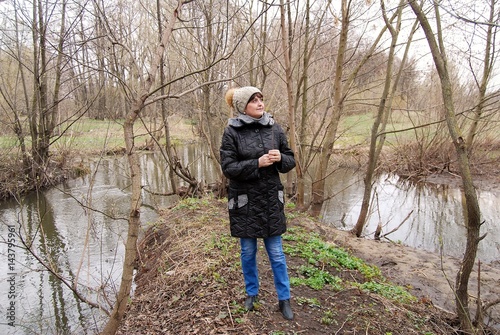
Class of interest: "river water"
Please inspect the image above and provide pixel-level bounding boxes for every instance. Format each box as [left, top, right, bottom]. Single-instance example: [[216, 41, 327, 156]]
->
[[0, 150, 498, 334]]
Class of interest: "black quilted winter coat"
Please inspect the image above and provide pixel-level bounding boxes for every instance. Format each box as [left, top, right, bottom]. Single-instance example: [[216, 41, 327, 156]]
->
[[220, 116, 296, 238]]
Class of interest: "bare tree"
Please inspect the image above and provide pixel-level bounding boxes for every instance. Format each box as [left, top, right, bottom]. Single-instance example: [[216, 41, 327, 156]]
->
[[0, 6, 31, 175], [279, 0, 301, 205], [309, 0, 397, 216], [464, 0, 499, 149], [286, 0, 333, 209], [351, 0, 416, 237], [308, 0, 351, 216], [28, 0, 73, 175], [100, 2, 190, 334], [408, 0, 484, 332]]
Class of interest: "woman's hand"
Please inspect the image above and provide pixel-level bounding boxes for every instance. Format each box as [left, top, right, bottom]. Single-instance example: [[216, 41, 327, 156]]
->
[[268, 149, 281, 162], [259, 150, 281, 167]]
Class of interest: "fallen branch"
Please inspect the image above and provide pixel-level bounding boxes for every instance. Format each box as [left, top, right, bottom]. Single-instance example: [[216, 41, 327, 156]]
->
[[380, 210, 414, 239]]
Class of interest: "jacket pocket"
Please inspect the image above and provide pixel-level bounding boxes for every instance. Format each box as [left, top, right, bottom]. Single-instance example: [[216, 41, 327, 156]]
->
[[228, 194, 248, 211], [278, 190, 284, 204]]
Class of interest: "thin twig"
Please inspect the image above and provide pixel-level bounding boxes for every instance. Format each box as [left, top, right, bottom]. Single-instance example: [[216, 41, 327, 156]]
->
[[227, 300, 235, 327], [380, 210, 414, 239]]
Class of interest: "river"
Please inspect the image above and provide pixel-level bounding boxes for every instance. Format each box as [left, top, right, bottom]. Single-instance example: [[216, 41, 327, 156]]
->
[[0, 149, 498, 334]]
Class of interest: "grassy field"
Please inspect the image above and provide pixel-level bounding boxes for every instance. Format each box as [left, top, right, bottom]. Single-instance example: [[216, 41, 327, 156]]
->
[[0, 116, 198, 155], [0, 111, 421, 151], [2, 110, 497, 152]]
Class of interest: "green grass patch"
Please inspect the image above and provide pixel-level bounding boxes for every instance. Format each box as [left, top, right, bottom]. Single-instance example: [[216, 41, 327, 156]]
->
[[284, 226, 416, 304], [204, 232, 235, 258], [283, 227, 381, 280], [321, 309, 338, 325], [291, 265, 343, 290], [353, 281, 417, 304], [295, 296, 321, 307], [0, 116, 197, 154], [174, 197, 210, 210]]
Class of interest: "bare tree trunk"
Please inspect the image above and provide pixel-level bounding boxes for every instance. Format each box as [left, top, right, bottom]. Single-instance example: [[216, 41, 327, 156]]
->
[[279, 0, 301, 205], [258, 5, 269, 88], [310, 0, 350, 216], [465, 0, 495, 149], [100, 2, 185, 334], [51, 0, 66, 135], [100, 100, 143, 335], [295, 0, 310, 209], [161, 99, 178, 194], [156, 0, 177, 194], [29, 0, 66, 181], [308, 1, 398, 217], [408, 1, 483, 333], [96, 12, 107, 120], [352, 0, 409, 237], [9, 7, 31, 173], [197, 1, 224, 183], [30, 0, 43, 170]]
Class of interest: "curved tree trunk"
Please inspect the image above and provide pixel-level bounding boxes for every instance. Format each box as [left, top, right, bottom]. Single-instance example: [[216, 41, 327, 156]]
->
[[100, 2, 185, 334], [100, 108, 143, 335], [408, 1, 483, 333]]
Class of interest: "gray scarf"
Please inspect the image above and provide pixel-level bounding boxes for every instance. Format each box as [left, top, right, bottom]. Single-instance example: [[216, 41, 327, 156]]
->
[[228, 112, 275, 128]]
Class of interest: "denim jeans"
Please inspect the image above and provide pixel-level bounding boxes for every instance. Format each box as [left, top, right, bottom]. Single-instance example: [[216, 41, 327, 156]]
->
[[240, 235, 291, 301]]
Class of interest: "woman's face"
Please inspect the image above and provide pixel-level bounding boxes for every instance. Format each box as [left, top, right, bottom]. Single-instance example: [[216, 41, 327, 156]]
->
[[244, 94, 264, 118]]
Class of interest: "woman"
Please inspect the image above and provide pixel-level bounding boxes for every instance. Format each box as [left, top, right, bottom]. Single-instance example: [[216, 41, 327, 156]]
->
[[219, 86, 296, 320]]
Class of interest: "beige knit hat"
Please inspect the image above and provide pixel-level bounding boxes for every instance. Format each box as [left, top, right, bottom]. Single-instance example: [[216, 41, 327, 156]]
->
[[225, 86, 262, 115]]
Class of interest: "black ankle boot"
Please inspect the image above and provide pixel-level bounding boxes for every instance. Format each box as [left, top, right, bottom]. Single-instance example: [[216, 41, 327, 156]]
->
[[244, 295, 257, 311], [279, 299, 294, 320]]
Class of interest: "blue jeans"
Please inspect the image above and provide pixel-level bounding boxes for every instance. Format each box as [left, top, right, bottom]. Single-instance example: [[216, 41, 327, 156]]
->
[[240, 235, 291, 301]]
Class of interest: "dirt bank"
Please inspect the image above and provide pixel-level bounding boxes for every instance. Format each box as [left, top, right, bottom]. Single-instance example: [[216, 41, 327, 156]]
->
[[117, 197, 499, 334]]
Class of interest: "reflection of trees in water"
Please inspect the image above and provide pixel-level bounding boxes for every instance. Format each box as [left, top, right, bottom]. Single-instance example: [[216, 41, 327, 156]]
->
[[320, 171, 498, 263], [20, 191, 87, 334]]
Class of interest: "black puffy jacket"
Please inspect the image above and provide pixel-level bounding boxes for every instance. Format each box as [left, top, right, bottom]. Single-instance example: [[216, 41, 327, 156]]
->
[[220, 117, 296, 238]]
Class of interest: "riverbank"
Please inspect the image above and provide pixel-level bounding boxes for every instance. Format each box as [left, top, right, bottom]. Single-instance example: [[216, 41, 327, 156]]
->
[[117, 196, 500, 334]]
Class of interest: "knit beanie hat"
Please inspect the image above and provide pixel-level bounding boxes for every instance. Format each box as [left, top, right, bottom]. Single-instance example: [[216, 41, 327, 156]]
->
[[226, 86, 262, 115]]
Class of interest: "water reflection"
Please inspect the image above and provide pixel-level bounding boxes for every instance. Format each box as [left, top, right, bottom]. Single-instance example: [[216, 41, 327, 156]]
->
[[0, 193, 91, 334], [0, 147, 498, 334], [321, 173, 500, 263], [0, 158, 153, 333]]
